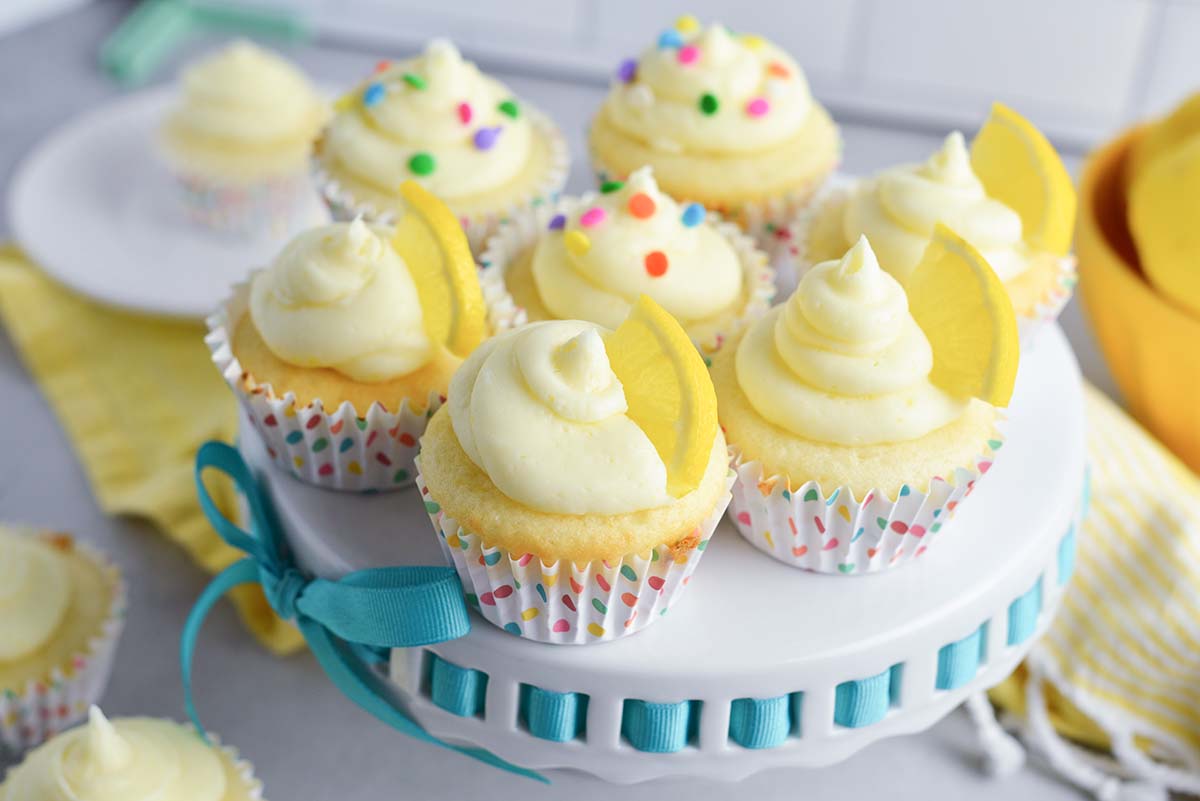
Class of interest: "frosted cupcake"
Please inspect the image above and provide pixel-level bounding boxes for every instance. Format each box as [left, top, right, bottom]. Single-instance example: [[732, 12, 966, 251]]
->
[[0, 707, 262, 800], [589, 16, 840, 251], [417, 297, 733, 643], [0, 527, 125, 754], [160, 40, 329, 235], [800, 104, 1077, 342], [316, 39, 569, 253], [711, 233, 1018, 573], [207, 182, 488, 492], [480, 166, 773, 354]]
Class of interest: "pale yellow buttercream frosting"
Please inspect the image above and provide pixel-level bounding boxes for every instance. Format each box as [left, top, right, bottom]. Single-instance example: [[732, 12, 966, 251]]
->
[[736, 237, 966, 446], [0, 530, 70, 663], [841, 132, 1030, 283], [532, 167, 742, 329], [322, 40, 534, 202], [249, 218, 432, 382], [449, 321, 685, 515]]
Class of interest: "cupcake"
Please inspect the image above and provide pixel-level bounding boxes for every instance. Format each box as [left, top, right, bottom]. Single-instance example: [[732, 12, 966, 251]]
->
[[798, 104, 1077, 342], [207, 181, 488, 492], [0, 527, 125, 754], [416, 296, 734, 643], [710, 232, 1018, 574], [588, 16, 840, 253], [479, 166, 773, 354], [0, 706, 262, 800], [315, 39, 569, 254], [160, 40, 330, 235]]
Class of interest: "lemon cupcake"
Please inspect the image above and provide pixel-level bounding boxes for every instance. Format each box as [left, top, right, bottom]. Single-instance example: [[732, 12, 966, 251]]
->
[[160, 40, 329, 235], [207, 182, 487, 492], [711, 232, 1017, 573], [0, 707, 262, 800], [417, 296, 733, 643], [798, 104, 1076, 342], [0, 527, 125, 754], [589, 16, 840, 253], [480, 166, 773, 355], [315, 39, 569, 254]]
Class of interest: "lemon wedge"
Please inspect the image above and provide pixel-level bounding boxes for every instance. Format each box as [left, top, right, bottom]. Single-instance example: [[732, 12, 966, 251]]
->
[[907, 224, 1020, 407], [604, 296, 718, 497], [392, 181, 486, 357], [1128, 92, 1200, 187], [970, 102, 1076, 256], [1128, 134, 1200, 317]]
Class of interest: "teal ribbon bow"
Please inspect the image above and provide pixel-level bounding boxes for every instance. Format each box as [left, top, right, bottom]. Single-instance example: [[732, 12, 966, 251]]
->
[[181, 441, 547, 783]]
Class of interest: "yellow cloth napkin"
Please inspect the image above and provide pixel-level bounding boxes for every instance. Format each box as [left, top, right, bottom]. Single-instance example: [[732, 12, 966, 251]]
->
[[0, 246, 302, 655]]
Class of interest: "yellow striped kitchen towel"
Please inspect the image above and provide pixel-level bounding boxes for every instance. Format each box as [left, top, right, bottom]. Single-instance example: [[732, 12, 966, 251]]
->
[[991, 383, 1200, 797]]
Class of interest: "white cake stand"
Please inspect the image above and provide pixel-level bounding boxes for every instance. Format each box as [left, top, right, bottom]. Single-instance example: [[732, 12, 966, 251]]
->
[[238, 325, 1085, 784]]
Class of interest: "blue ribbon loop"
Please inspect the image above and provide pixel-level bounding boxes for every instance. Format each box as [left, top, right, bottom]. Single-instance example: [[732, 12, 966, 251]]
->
[[181, 441, 547, 783]]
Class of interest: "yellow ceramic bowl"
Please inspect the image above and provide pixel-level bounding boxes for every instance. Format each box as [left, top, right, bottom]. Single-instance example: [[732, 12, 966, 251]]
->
[[1078, 126, 1200, 472]]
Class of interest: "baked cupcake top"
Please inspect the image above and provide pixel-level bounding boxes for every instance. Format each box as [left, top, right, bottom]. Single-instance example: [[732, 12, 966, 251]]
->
[[736, 237, 967, 446], [323, 39, 534, 202], [0, 707, 254, 801], [1, 528, 72, 665], [163, 40, 328, 174], [532, 167, 742, 329], [841, 132, 1030, 283], [249, 218, 432, 382], [603, 18, 815, 155]]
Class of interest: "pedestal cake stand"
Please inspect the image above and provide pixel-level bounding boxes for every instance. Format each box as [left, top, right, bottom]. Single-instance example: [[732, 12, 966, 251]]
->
[[238, 325, 1086, 784]]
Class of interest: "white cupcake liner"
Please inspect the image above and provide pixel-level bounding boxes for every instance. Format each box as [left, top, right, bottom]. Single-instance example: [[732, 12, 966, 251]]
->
[[0, 533, 126, 755], [313, 106, 569, 255], [788, 178, 1077, 346], [165, 163, 316, 238], [477, 194, 775, 355], [726, 433, 1004, 575], [415, 464, 735, 644], [205, 282, 439, 493]]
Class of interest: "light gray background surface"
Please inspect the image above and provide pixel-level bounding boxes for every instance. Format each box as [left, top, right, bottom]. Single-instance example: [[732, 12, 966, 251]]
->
[[0, 3, 1118, 798]]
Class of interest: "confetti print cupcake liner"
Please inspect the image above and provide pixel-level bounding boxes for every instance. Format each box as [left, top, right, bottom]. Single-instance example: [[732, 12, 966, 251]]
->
[[206, 283, 438, 493], [477, 194, 775, 355], [165, 163, 316, 238], [726, 436, 1003, 575], [1, 533, 126, 755], [788, 179, 1077, 346], [313, 106, 569, 255], [415, 466, 735, 644]]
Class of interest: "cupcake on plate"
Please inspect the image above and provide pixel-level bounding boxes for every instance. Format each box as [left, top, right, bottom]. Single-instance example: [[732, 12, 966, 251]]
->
[[0, 706, 262, 800], [0, 526, 125, 754], [417, 296, 734, 644], [798, 104, 1077, 343], [480, 166, 773, 354], [711, 232, 1018, 574], [315, 39, 569, 254], [589, 16, 840, 253], [160, 40, 330, 235], [207, 181, 488, 492]]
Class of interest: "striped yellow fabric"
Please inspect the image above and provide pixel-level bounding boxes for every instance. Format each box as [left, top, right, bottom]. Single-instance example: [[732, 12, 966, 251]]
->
[[992, 383, 1200, 768]]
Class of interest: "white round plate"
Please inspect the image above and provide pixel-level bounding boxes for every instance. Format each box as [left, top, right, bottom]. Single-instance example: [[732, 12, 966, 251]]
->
[[7, 86, 330, 320]]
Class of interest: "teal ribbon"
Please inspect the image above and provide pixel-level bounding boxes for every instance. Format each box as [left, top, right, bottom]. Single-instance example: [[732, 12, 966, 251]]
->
[[181, 441, 547, 783]]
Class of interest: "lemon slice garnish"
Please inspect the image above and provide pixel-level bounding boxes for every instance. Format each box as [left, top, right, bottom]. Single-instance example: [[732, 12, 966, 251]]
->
[[604, 296, 718, 498], [392, 181, 486, 357], [907, 224, 1020, 407], [971, 102, 1076, 256]]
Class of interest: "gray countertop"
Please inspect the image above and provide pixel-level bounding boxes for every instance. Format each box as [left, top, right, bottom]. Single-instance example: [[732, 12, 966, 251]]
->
[[0, 3, 1115, 798]]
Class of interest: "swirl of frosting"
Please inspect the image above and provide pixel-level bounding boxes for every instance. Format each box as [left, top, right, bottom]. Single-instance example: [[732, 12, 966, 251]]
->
[[603, 22, 814, 154], [0, 707, 237, 801], [249, 218, 432, 382], [736, 237, 966, 445], [323, 39, 534, 199], [169, 40, 327, 147], [842, 132, 1030, 282], [0, 530, 70, 663], [448, 321, 678, 514], [532, 167, 742, 329]]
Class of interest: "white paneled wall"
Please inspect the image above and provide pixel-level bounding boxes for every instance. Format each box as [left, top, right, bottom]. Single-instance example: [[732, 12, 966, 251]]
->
[[267, 0, 1198, 150]]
